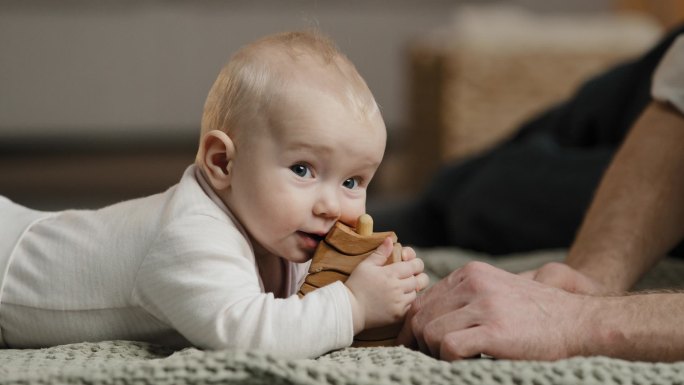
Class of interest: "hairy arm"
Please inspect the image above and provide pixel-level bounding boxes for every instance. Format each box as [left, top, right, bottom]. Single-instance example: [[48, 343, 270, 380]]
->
[[402, 262, 684, 362], [563, 101, 684, 292], [585, 290, 684, 361], [402, 106, 684, 360]]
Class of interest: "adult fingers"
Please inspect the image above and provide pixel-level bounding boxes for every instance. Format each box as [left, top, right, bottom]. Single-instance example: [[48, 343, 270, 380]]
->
[[421, 306, 477, 357], [396, 323, 418, 349], [532, 262, 595, 293], [534, 262, 607, 295], [411, 293, 470, 354], [518, 269, 537, 280], [427, 261, 495, 299], [532, 262, 569, 285], [396, 302, 420, 348], [411, 264, 494, 327], [439, 327, 488, 361], [403, 264, 489, 352]]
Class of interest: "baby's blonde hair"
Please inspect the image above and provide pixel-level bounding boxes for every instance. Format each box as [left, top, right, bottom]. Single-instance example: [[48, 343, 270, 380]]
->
[[199, 30, 379, 143]]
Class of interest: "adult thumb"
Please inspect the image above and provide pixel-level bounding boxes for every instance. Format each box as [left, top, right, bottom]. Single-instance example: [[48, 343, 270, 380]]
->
[[365, 237, 393, 266]]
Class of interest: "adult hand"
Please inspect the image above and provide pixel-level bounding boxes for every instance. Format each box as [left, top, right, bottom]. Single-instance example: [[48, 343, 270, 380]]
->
[[397, 261, 595, 361], [519, 262, 610, 295]]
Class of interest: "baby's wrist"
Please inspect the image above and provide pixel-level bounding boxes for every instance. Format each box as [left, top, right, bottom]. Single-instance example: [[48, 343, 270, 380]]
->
[[344, 284, 365, 334]]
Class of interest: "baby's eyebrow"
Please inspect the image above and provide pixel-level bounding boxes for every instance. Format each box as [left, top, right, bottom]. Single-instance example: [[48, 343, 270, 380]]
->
[[283, 141, 335, 154]]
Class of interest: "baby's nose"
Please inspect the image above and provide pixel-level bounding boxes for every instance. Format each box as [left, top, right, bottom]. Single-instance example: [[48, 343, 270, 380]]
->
[[313, 189, 341, 218]]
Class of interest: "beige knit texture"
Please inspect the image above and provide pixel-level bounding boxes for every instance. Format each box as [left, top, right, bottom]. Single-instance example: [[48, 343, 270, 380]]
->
[[2, 248, 684, 385]]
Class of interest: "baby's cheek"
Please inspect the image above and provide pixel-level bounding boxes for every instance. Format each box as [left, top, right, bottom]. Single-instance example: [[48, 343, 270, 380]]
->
[[339, 202, 366, 226]]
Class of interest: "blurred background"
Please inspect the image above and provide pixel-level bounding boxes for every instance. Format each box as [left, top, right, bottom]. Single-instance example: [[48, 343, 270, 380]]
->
[[0, 0, 680, 210]]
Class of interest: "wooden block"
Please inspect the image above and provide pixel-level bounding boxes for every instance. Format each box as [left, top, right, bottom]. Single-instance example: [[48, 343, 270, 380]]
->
[[390, 242, 402, 264], [302, 270, 349, 289], [308, 242, 370, 275], [325, 221, 397, 255], [297, 214, 406, 347], [356, 213, 373, 236], [297, 282, 318, 298]]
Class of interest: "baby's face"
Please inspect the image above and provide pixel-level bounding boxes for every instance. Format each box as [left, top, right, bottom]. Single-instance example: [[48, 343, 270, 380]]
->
[[223, 84, 386, 263]]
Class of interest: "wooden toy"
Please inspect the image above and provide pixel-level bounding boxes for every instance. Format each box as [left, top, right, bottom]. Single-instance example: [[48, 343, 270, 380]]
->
[[298, 214, 404, 347]]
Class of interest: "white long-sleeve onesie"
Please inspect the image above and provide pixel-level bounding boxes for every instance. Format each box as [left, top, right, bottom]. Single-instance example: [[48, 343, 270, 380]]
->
[[0, 165, 353, 358]]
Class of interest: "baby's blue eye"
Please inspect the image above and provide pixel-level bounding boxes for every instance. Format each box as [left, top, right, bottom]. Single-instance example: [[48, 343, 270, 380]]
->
[[290, 164, 312, 178], [342, 178, 359, 190]]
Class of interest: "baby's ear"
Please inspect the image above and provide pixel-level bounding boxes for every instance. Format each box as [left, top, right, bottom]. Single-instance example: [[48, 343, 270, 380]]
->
[[198, 130, 235, 190]]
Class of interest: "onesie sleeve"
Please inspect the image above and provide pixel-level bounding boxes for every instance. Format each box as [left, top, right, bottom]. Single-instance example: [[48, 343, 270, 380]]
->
[[132, 215, 353, 358], [652, 35, 684, 114]]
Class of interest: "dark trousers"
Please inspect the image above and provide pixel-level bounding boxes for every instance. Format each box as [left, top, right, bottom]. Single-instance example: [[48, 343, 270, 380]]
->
[[372, 24, 684, 257]]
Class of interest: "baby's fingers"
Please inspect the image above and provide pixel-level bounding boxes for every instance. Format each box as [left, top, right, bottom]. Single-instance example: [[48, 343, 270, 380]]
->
[[401, 289, 418, 308], [401, 246, 416, 261], [416, 273, 430, 292], [363, 237, 394, 267], [399, 272, 430, 293], [390, 258, 424, 279], [398, 275, 419, 294]]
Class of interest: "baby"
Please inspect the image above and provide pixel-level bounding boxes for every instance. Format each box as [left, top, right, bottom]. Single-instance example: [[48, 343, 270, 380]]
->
[[0, 31, 429, 358]]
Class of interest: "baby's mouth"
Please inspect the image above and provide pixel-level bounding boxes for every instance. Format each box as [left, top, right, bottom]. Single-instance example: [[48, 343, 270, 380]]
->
[[301, 231, 325, 241], [309, 233, 325, 242], [297, 231, 326, 250]]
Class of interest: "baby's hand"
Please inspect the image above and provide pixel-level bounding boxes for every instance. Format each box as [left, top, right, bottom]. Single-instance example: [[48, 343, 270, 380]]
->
[[345, 237, 429, 334]]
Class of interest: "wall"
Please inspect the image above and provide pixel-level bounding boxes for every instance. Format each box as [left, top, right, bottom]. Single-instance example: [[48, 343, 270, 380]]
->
[[0, 0, 614, 138], [0, 0, 617, 208], [0, 0, 463, 139]]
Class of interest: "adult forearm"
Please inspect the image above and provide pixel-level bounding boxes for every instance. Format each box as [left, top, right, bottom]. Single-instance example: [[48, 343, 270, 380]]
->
[[567, 102, 684, 292], [583, 292, 684, 362]]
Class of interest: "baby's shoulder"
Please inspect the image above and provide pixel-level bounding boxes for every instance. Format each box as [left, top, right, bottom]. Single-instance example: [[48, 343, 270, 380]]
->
[[164, 212, 245, 243], [151, 212, 252, 260], [137, 213, 256, 283]]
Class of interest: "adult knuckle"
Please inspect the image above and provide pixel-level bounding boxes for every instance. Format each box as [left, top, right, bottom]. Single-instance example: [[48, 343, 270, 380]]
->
[[543, 262, 566, 273], [411, 297, 424, 313], [461, 261, 490, 276], [478, 296, 499, 313], [423, 321, 440, 347], [411, 313, 424, 335], [460, 274, 486, 293], [441, 334, 463, 360]]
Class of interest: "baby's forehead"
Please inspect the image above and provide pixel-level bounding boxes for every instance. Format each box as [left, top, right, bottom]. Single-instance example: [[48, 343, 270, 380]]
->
[[271, 67, 378, 124], [268, 83, 380, 130], [266, 105, 386, 170], [267, 92, 385, 158], [268, 52, 348, 88]]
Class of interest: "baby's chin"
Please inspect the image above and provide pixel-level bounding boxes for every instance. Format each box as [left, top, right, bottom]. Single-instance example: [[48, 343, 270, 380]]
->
[[284, 250, 316, 264], [266, 243, 313, 264], [258, 236, 319, 264]]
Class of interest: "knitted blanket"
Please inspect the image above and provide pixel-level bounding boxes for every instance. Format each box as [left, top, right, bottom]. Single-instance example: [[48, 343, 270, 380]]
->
[[2, 249, 684, 385]]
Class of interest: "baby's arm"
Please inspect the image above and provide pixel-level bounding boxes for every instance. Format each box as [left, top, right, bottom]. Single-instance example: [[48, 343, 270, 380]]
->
[[345, 237, 429, 334], [135, 218, 357, 358]]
